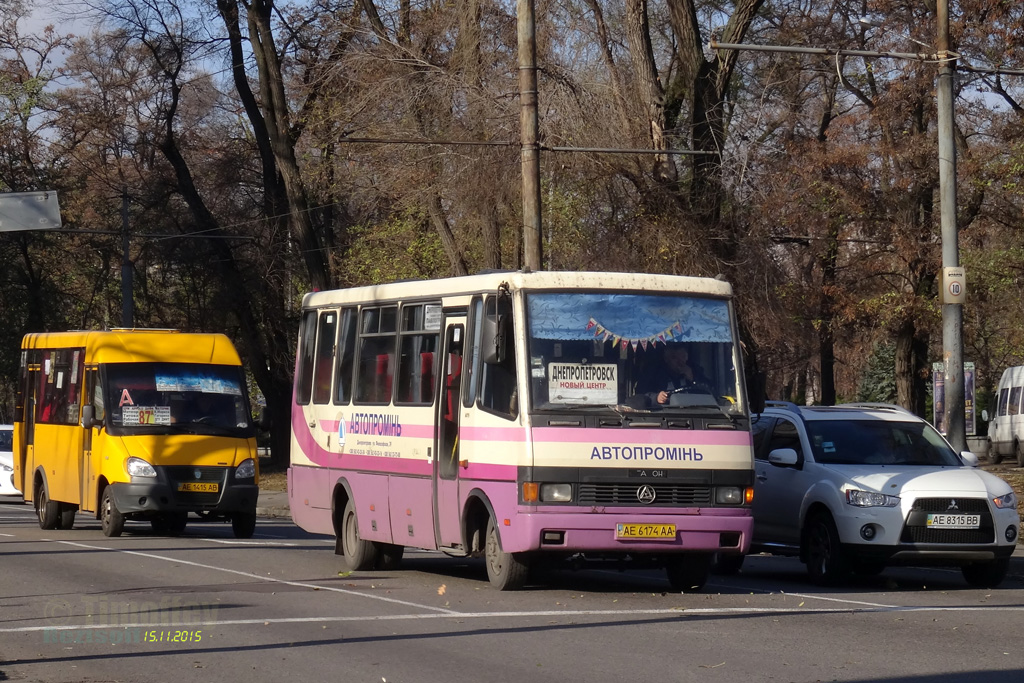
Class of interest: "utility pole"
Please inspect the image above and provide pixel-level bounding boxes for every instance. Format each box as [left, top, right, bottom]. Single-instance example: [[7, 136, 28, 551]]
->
[[517, 0, 543, 271], [936, 0, 966, 451], [121, 189, 133, 328]]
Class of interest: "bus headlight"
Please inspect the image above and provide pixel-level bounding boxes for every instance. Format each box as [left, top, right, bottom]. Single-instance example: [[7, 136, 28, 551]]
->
[[540, 484, 572, 503], [126, 457, 157, 478], [715, 487, 744, 505], [235, 458, 256, 479]]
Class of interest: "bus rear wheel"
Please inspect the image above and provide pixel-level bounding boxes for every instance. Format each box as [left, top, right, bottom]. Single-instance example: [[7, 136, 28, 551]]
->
[[484, 517, 530, 590], [232, 512, 256, 539], [35, 480, 60, 530], [341, 499, 378, 571], [101, 487, 125, 537]]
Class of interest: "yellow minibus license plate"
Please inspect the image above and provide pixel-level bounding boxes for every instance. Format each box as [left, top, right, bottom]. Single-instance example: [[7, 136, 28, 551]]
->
[[615, 523, 676, 540], [178, 482, 219, 493]]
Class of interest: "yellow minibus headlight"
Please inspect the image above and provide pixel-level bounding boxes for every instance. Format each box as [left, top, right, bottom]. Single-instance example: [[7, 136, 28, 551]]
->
[[126, 457, 157, 478], [235, 458, 256, 479]]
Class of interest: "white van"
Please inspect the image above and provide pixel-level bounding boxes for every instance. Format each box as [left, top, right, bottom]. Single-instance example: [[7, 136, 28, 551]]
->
[[987, 366, 1024, 464]]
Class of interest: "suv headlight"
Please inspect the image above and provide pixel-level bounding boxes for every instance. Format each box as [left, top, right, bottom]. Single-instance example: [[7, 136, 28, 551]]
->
[[0, 462, 12, 473], [126, 457, 157, 478], [993, 491, 1017, 509], [235, 458, 256, 480], [846, 489, 900, 508]]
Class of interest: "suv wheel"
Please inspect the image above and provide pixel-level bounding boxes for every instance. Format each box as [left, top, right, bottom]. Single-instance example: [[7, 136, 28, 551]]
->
[[804, 512, 849, 586]]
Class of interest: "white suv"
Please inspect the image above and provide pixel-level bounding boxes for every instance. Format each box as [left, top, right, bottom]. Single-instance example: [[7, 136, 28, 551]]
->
[[741, 402, 1019, 587]]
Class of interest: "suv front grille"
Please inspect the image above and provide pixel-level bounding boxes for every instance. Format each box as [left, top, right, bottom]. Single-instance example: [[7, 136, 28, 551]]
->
[[900, 497, 994, 544], [577, 483, 712, 506]]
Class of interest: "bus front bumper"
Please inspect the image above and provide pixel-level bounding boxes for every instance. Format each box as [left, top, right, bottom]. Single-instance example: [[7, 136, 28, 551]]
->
[[109, 481, 259, 516], [504, 507, 753, 554]]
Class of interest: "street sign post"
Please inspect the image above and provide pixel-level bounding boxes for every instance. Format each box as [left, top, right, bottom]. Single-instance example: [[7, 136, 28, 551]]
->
[[0, 191, 62, 232]]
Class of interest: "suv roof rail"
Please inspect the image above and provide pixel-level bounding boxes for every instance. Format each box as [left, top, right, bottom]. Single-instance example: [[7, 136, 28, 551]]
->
[[764, 400, 803, 414], [840, 402, 915, 415]]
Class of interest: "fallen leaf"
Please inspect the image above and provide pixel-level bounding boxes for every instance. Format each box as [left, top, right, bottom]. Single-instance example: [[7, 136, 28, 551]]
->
[[438, 584, 447, 596]]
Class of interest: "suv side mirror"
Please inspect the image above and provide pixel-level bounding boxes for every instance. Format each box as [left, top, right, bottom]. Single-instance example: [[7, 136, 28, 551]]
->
[[767, 447, 799, 467], [960, 451, 980, 468], [981, 409, 989, 422]]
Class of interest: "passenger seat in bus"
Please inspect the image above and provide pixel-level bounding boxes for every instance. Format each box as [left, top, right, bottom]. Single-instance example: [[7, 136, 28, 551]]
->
[[375, 354, 392, 403], [419, 352, 435, 403]]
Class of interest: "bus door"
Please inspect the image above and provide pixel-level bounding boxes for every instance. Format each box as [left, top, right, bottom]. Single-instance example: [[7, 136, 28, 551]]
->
[[434, 318, 465, 548], [17, 355, 39, 496]]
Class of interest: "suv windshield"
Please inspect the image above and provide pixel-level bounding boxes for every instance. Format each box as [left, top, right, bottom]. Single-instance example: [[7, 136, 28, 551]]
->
[[0, 429, 11, 451], [103, 363, 254, 437], [806, 419, 962, 466], [526, 291, 744, 415]]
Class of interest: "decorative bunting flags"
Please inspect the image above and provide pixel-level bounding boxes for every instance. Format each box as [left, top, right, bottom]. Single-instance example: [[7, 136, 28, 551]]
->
[[588, 319, 684, 351]]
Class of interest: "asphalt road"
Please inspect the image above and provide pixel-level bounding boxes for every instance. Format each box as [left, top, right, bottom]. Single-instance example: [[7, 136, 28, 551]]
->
[[2, 497, 1024, 683]]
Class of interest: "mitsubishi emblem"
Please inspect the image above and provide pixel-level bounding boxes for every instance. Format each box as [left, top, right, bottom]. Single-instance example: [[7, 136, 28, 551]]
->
[[947, 499, 959, 512], [637, 485, 657, 505]]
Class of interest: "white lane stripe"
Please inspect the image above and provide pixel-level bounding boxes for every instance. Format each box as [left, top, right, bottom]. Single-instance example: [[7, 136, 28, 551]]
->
[[55, 540, 459, 614], [6, 604, 1024, 634], [199, 539, 300, 546]]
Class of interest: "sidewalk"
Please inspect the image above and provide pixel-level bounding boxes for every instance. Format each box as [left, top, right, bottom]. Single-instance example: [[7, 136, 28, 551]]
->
[[255, 489, 291, 519]]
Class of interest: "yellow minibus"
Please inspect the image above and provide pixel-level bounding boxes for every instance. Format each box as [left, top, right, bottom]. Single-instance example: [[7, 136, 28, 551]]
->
[[13, 329, 259, 537]]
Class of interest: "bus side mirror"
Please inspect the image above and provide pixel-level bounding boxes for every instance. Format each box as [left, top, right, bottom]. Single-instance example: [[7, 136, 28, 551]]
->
[[257, 405, 271, 430], [483, 296, 510, 365], [82, 405, 97, 428], [747, 371, 766, 414]]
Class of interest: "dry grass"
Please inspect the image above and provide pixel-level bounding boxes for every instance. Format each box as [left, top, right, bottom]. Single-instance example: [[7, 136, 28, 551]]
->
[[258, 459, 287, 492]]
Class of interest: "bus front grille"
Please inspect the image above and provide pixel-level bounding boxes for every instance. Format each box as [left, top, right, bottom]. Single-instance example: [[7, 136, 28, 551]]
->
[[576, 483, 712, 506]]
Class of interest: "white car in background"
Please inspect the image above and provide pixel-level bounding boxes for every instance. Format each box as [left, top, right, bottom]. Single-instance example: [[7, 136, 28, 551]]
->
[[0, 424, 20, 497], [740, 403, 1018, 588]]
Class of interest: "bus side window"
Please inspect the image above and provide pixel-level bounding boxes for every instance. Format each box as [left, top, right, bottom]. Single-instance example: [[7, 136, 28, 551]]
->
[[396, 303, 441, 406], [463, 297, 483, 408], [89, 370, 105, 422], [295, 310, 318, 405], [312, 310, 338, 405], [480, 295, 518, 420], [355, 306, 398, 404], [333, 308, 357, 404]]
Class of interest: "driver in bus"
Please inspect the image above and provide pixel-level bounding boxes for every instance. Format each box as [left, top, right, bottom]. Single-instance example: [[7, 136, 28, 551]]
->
[[643, 344, 709, 405]]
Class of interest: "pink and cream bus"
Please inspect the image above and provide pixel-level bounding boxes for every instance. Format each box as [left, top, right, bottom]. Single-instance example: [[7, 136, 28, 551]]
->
[[288, 271, 756, 590]]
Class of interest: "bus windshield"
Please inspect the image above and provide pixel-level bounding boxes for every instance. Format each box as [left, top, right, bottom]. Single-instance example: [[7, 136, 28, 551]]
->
[[104, 363, 254, 437], [526, 292, 744, 415]]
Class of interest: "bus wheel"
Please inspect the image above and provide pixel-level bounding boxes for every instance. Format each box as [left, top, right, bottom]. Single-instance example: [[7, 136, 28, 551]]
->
[[232, 512, 256, 539], [163, 513, 188, 536], [342, 500, 378, 570], [58, 504, 77, 530], [665, 553, 712, 592], [484, 517, 530, 590], [35, 480, 60, 530], [100, 487, 125, 537], [374, 543, 404, 570]]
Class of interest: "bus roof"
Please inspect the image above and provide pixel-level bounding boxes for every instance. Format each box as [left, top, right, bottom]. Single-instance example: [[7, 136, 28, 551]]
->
[[20, 329, 244, 366], [302, 271, 733, 309]]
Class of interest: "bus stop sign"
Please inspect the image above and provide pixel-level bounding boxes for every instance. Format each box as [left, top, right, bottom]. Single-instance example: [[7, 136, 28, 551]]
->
[[0, 191, 62, 232]]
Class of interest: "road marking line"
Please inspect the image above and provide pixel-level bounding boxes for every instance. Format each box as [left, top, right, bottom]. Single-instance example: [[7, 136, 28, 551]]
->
[[199, 539, 300, 546], [7, 604, 1024, 634], [54, 539, 460, 614]]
